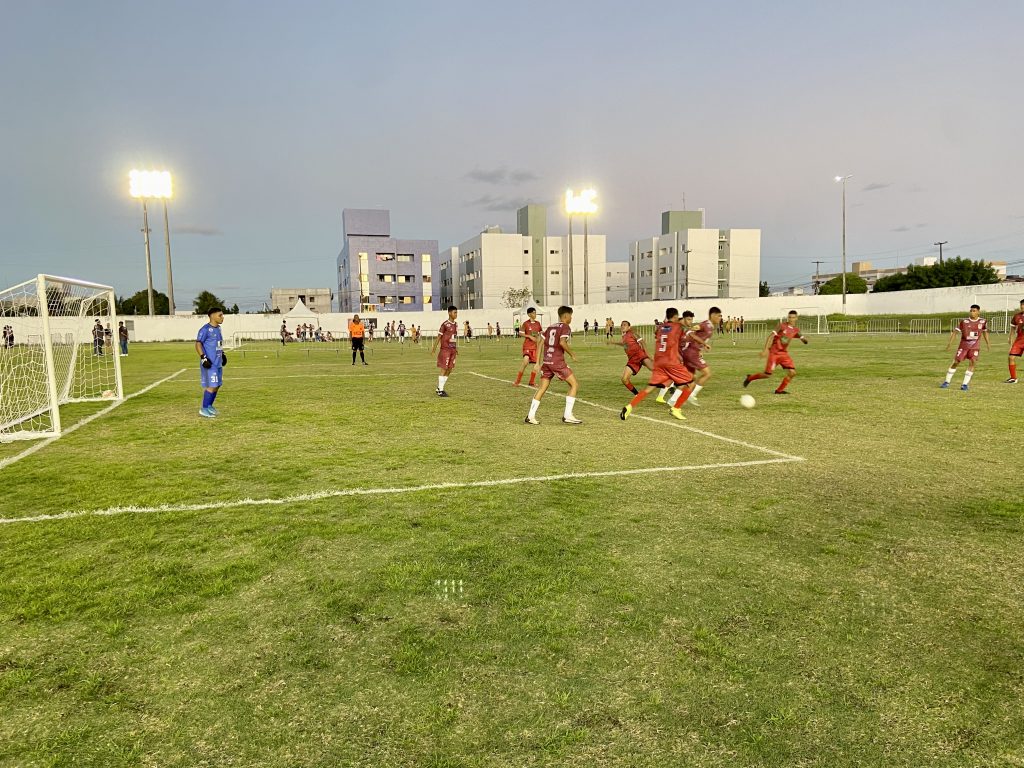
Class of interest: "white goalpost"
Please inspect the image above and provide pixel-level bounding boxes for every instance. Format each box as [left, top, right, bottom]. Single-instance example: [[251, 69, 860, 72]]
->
[[0, 275, 123, 442]]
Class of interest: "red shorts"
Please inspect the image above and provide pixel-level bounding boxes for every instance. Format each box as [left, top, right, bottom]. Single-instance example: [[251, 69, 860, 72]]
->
[[521, 345, 538, 364], [1010, 338, 1024, 357], [954, 346, 979, 363], [682, 347, 708, 371], [626, 355, 649, 375], [436, 348, 458, 369], [649, 362, 693, 387], [541, 362, 573, 381], [766, 353, 795, 373]]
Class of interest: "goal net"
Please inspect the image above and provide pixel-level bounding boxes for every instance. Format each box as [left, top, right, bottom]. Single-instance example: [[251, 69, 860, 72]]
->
[[0, 275, 123, 441]]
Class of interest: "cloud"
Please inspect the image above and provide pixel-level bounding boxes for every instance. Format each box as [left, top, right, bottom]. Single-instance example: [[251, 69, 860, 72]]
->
[[915, 223, 929, 228], [175, 225, 223, 236], [862, 182, 892, 192], [890, 225, 911, 232], [467, 194, 539, 212], [465, 167, 539, 185]]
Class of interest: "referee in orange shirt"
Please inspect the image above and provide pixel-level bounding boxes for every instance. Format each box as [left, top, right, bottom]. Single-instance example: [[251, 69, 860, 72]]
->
[[349, 314, 367, 365]]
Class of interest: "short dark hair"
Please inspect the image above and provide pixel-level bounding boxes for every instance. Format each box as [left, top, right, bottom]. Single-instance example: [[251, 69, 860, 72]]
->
[[621, 319, 631, 327], [207, 307, 224, 316], [665, 307, 679, 320], [788, 310, 798, 316], [709, 306, 721, 315], [682, 310, 694, 319], [970, 304, 980, 310], [447, 305, 457, 312], [557, 305, 573, 317], [527, 307, 536, 314]]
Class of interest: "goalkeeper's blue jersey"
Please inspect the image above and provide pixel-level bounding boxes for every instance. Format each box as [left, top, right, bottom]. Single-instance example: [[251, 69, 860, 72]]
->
[[197, 323, 223, 362]]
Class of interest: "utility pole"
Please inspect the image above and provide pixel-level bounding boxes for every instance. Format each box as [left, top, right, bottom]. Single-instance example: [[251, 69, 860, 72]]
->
[[812, 260, 825, 294], [935, 241, 948, 264]]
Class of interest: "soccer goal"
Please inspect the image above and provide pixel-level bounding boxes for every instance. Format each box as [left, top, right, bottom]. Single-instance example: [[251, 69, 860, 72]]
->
[[0, 275, 123, 441]]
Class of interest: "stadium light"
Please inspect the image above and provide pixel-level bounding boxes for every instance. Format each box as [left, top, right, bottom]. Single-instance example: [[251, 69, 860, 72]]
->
[[565, 188, 599, 304], [834, 174, 853, 313], [128, 170, 176, 316]]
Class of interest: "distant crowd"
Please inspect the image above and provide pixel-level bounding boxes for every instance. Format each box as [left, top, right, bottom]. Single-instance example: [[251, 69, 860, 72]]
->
[[280, 322, 335, 344]]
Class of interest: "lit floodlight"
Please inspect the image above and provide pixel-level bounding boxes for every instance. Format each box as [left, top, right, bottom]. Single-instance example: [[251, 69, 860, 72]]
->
[[129, 169, 173, 199], [565, 188, 598, 215]]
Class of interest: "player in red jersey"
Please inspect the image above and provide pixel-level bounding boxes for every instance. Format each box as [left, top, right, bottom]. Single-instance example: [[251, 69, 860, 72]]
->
[[682, 306, 722, 406], [607, 320, 652, 395], [942, 304, 990, 391], [743, 310, 809, 394], [525, 306, 581, 425], [620, 308, 693, 421], [430, 305, 459, 397], [514, 307, 543, 387], [1006, 298, 1024, 383]]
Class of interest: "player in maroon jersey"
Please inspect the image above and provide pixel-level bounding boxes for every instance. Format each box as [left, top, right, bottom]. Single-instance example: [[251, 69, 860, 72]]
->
[[606, 320, 652, 394], [621, 308, 693, 421], [682, 306, 722, 406], [514, 307, 543, 387], [525, 306, 581, 425], [430, 305, 459, 397], [743, 310, 809, 394], [1006, 298, 1024, 383], [942, 304, 990, 391]]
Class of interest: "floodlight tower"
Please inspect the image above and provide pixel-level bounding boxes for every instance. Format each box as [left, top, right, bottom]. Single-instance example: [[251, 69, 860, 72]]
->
[[129, 170, 175, 315], [565, 188, 598, 305], [834, 174, 853, 313]]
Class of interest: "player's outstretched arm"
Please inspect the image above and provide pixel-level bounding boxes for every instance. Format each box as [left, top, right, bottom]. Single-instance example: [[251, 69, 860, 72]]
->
[[760, 334, 772, 357], [945, 329, 958, 351]]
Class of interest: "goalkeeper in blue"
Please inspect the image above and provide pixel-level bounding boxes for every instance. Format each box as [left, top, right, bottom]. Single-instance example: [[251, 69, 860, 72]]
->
[[195, 307, 227, 418]]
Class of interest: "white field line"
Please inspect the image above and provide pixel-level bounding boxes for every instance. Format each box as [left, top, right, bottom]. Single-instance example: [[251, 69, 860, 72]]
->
[[184, 372, 411, 381], [0, 458, 799, 526], [469, 371, 805, 462], [0, 369, 188, 472]]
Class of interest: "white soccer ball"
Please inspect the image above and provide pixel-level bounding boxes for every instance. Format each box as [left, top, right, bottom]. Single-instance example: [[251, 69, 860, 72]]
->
[[102, 389, 115, 398], [740, 394, 756, 409]]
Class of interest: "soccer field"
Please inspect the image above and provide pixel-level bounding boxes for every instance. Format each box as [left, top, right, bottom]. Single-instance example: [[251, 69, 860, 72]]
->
[[2, 334, 1022, 766]]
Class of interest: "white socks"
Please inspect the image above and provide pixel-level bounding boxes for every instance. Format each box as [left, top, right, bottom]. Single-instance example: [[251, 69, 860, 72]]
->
[[438, 375, 447, 391], [963, 370, 974, 385], [564, 396, 576, 419], [528, 399, 540, 418], [691, 384, 703, 397], [668, 388, 684, 407], [945, 368, 956, 384]]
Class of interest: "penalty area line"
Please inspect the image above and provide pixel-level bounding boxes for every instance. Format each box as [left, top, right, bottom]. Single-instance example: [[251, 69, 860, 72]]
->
[[0, 458, 801, 525], [0, 368, 188, 472], [469, 371, 804, 462]]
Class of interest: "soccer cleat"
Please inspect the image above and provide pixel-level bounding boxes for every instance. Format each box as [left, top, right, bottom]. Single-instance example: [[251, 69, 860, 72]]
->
[[562, 415, 582, 424], [208, 405, 219, 416], [199, 407, 216, 418], [655, 392, 665, 403], [687, 397, 700, 407], [620, 404, 632, 421], [960, 384, 969, 391], [669, 407, 686, 420], [774, 391, 790, 395], [742, 376, 751, 388], [524, 415, 539, 425], [438, 390, 450, 397], [1006, 378, 1018, 384], [939, 382, 950, 389]]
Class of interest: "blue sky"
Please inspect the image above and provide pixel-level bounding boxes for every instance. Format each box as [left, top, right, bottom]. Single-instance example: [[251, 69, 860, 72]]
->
[[2, 0, 1022, 309]]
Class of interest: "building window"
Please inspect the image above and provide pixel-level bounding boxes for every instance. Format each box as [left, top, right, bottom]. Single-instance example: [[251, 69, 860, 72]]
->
[[524, 270, 529, 275], [424, 295, 432, 304], [422, 275, 431, 283], [378, 274, 394, 282], [399, 295, 414, 304], [397, 254, 414, 263], [550, 250, 559, 255], [421, 254, 431, 263], [550, 270, 560, 275], [549, 291, 558, 296]]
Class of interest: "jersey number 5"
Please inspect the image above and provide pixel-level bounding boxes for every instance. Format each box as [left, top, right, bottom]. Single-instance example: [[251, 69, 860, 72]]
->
[[658, 334, 668, 353]]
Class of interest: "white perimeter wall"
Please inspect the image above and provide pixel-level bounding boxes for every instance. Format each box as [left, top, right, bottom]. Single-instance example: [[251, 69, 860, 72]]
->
[[69, 281, 1023, 342]]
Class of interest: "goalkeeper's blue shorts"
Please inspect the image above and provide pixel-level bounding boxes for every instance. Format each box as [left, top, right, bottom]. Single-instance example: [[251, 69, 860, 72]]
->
[[200, 365, 223, 388]]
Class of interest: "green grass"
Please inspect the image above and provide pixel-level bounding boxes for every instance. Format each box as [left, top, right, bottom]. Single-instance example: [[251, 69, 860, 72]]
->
[[1, 334, 1023, 766]]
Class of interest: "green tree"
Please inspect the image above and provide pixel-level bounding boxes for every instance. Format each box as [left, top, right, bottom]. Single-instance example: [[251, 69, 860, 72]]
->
[[193, 290, 228, 315], [818, 273, 868, 295], [117, 290, 169, 315], [501, 287, 533, 309], [759, 281, 771, 297], [873, 257, 999, 292], [230, 303, 240, 314]]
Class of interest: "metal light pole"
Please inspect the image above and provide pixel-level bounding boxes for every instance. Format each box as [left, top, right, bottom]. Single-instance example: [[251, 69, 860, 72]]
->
[[583, 215, 589, 305], [162, 199, 175, 315], [935, 240, 948, 264], [129, 170, 174, 316], [567, 213, 574, 303], [140, 199, 155, 315], [834, 175, 853, 312], [812, 260, 824, 294], [565, 188, 598, 306]]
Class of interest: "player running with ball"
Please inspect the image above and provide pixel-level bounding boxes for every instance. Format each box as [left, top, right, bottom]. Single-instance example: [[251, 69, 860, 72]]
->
[[524, 306, 582, 425], [196, 307, 227, 418], [514, 307, 543, 387], [941, 304, 989, 391], [621, 308, 693, 421], [743, 310, 808, 394], [681, 306, 722, 406]]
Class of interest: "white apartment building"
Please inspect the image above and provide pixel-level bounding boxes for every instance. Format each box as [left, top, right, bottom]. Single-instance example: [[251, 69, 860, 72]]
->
[[628, 210, 761, 301], [605, 262, 629, 303], [440, 223, 607, 310], [270, 287, 334, 314]]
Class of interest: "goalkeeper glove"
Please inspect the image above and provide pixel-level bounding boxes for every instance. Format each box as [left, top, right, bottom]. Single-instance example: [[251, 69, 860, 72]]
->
[[200, 355, 212, 369], [220, 351, 228, 366]]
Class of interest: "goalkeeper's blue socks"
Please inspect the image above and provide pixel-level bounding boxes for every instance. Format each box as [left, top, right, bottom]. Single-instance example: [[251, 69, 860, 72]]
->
[[202, 390, 214, 409]]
